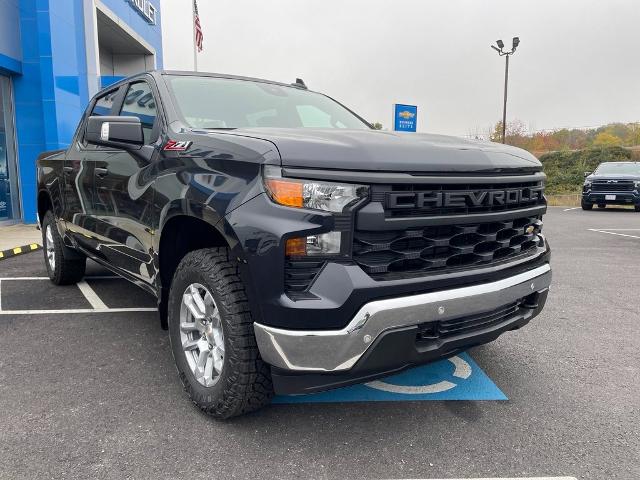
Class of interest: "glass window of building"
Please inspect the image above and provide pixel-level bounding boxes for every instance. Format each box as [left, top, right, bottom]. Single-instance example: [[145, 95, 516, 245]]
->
[[0, 76, 19, 222]]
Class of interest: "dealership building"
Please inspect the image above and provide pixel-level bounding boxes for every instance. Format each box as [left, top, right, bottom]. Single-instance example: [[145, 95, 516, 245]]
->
[[0, 0, 163, 223]]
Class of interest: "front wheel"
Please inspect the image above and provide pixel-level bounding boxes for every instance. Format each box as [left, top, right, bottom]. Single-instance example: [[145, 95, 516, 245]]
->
[[581, 200, 593, 210], [168, 247, 273, 418], [42, 211, 86, 285]]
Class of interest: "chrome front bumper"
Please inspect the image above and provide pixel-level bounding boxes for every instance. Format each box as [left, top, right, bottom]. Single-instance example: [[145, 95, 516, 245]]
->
[[254, 264, 552, 373]]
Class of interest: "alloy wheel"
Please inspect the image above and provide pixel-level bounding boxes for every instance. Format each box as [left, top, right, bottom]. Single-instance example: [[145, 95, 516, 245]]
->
[[179, 283, 225, 387], [45, 224, 56, 271]]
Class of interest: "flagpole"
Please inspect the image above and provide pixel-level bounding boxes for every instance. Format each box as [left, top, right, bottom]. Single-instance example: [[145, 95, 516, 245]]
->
[[192, 0, 198, 71]]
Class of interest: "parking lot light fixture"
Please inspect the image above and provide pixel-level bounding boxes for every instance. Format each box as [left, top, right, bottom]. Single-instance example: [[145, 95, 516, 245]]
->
[[490, 36, 520, 144]]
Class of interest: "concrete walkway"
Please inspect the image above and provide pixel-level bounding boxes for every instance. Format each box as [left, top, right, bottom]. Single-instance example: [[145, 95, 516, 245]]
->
[[0, 223, 42, 251]]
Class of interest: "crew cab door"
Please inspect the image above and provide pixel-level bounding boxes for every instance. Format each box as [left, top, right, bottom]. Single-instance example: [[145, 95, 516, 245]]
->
[[63, 87, 120, 251], [91, 80, 161, 284]]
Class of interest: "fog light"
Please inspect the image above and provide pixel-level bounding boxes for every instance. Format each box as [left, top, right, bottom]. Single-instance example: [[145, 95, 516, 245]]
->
[[286, 232, 341, 256]]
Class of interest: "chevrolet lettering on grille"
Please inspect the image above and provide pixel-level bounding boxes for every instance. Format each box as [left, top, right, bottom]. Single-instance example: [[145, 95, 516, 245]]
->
[[386, 187, 544, 210]]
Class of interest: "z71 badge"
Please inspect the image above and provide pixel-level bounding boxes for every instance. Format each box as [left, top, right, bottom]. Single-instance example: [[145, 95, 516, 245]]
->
[[163, 140, 192, 151]]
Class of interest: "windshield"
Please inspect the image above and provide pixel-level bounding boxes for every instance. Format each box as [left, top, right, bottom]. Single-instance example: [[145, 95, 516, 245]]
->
[[594, 163, 640, 175], [166, 75, 370, 130]]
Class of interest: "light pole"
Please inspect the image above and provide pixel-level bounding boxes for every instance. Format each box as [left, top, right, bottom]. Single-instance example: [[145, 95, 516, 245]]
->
[[491, 37, 520, 143]]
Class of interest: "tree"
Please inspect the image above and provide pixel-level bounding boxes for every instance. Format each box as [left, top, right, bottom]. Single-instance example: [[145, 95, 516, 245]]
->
[[592, 132, 622, 147], [490, 119, 528, 147], [371, 122, 383, 130]]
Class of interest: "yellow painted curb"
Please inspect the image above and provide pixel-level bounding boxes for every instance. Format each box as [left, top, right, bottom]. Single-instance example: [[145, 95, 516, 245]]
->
[[0, 243, 42, 261]]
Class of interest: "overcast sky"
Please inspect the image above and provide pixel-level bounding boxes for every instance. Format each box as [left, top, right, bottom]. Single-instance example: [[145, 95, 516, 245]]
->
[[160, 0, 640, 136]]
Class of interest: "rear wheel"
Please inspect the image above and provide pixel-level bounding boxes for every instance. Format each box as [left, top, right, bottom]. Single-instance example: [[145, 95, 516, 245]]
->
[[597, 204, 606, 209], [168, 247, 273, 418], [42, 211, 86, 285], [635, 205, 640, 212]]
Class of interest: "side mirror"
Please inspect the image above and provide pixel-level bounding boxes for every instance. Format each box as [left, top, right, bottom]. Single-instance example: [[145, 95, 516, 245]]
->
[[85, 116, 144, 149], [584, 171, 592, 178]]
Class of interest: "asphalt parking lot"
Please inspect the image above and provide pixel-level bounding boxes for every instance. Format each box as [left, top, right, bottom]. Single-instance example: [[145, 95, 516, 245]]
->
[[0, 207, 638, 480]]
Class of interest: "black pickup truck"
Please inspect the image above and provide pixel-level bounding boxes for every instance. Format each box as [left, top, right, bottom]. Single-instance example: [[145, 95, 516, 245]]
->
[[36, 71, 552, 418], [581, 162, 640, 211]]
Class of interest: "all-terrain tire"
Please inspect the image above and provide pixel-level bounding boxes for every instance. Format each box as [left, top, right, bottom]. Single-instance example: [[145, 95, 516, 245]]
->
[[597, 204, 606, 209], [581, 201, 593, 210], [635, 205, 640, 212], [42, 211, 86, 285], [168, 247, 273, 419]]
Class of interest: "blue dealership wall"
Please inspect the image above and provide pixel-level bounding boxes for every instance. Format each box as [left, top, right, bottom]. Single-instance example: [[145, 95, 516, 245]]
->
[[0, 0, 23, 74], [0, 0, 163, 222]]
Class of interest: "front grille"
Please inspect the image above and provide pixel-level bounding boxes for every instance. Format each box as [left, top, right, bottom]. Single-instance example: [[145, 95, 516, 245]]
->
[[372, 180, 545, 218], [416, 302, 520, 342], [353, 216, 541, 279], [591, 181, 635, 192]]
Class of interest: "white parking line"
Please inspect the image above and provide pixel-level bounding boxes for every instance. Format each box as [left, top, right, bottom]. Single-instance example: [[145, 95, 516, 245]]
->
[[0, 276, 155, 315], [563, 207, 580, 211], [77, 280, 108, 310], [0, 307, 157, 315], [393, 477, 577, 480], [588, 228, 640, 239], [0, 276, 120, 281]]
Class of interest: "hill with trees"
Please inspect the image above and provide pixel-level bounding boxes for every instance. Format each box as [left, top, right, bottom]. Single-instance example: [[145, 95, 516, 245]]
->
[[484, 121, 640, 194]]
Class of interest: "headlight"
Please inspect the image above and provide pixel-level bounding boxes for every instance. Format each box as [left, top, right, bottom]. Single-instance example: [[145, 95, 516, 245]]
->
[[263, 166, 369, 213], [584, 181, 592, 188], [634, 181, 640, 189]]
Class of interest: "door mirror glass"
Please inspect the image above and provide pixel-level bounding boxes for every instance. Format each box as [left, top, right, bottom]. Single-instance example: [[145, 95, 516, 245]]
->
[[85, 116, 144, 149]]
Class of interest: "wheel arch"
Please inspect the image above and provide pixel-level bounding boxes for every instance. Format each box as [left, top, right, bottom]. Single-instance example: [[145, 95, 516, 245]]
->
[[37, 189, 53, 224], [156, 212, 245, 329]]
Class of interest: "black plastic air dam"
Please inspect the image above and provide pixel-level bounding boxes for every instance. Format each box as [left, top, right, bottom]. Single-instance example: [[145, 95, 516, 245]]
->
[[271, 289, 548, 395]]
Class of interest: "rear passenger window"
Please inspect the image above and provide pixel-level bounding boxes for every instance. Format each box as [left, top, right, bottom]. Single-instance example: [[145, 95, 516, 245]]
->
[[119, 82, 157, 144]]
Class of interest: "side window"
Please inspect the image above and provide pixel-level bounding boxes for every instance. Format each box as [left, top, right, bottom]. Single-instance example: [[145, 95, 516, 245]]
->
[[80, 89, 118, 148], [119, 82, 158, 144], [91, 90, 117, 116]]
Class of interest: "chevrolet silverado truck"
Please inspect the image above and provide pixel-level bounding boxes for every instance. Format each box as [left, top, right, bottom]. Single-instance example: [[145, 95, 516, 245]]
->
[[36, 71, 552, 418], [581, 161, 640, 211]]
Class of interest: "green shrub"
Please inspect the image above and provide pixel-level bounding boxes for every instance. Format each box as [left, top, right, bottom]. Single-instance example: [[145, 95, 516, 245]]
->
[[539, 146, 632, 194]]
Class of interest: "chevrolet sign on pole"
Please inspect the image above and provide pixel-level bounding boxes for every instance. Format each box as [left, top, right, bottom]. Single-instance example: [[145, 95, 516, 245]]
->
[[393, 104, 417, 132]]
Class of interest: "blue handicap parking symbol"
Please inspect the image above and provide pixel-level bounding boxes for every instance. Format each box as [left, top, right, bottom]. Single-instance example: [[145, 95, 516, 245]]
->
[[273, 352, 506, 404]]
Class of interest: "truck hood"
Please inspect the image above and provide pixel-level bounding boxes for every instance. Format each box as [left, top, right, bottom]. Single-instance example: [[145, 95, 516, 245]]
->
[[209, 128, 542, 174], [587, 173, 640, 181]]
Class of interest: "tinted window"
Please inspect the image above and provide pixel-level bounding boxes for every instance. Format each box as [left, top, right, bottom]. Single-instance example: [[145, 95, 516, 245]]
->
[[167, 76, 369, 130], [82, 89, 119, 148], [90, 90, 117, 116], [119, 82, 157, 144]]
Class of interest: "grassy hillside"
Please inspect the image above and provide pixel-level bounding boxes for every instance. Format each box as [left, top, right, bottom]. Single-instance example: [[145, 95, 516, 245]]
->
[[539, 146, 633, 194]]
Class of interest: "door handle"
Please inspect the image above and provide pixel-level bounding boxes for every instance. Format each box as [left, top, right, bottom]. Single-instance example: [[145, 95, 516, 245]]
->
[[95, 167, 109, 177], [63, 166, 73, 174]]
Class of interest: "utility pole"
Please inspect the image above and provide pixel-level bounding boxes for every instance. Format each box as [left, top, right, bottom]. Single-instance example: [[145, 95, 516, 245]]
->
[[491, 37, 520, 144]]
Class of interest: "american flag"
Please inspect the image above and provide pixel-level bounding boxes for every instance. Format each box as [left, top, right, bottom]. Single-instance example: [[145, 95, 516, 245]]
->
[[194, 0, 203, 52]]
